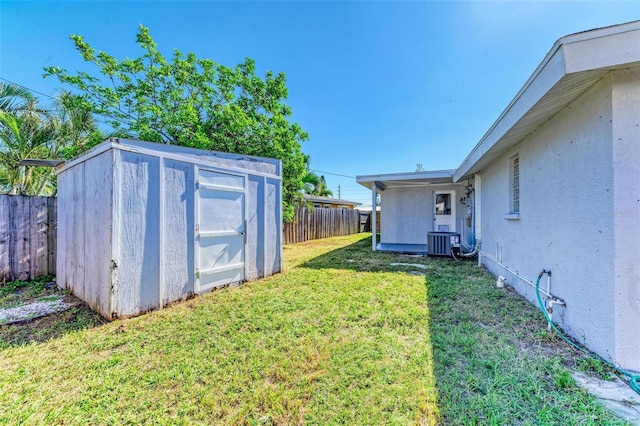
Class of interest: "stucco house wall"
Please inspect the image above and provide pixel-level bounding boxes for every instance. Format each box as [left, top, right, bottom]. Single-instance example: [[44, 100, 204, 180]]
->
[[611, 68, 640, 369], [357, 22, 639, 371], [380, 184, 469, 246], [479, 71, 640, 369], [380, 187, 429, 245]]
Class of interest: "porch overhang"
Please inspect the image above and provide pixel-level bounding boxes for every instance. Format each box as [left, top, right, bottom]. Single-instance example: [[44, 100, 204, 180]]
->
[[356, 169, 456, 190]]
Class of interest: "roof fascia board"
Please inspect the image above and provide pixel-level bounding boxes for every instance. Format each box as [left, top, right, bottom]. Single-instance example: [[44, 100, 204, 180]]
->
[[453, 21, 640, 182], [357, 170, 455, 183], [118, 138, 282, 170], [561, 21, 640, 46], [56, 138, 282, 178], [563, 27, 640, 73], [376, 182, 466, 189], [453, 46, 567, 181]]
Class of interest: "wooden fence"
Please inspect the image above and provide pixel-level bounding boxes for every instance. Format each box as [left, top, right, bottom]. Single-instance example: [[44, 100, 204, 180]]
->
[[283, 207, 361, 244], [0, 195, 57, 282], [0, 197, 360, 280]]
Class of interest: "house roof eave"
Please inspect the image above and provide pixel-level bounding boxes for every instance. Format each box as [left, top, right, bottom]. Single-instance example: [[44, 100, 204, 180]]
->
[[357, 169, 457, 190], [453, 20, 640, 183]]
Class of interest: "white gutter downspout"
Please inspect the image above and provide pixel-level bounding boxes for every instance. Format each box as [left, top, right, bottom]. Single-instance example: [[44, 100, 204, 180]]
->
[[474, 173, 482, 266]]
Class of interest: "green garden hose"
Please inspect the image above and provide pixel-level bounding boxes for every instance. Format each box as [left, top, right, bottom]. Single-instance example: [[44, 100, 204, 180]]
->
[[535, 271, 640, 396]]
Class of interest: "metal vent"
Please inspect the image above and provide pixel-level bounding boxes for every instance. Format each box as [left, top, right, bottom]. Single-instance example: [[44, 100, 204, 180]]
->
[[428, 232, 460, 257]]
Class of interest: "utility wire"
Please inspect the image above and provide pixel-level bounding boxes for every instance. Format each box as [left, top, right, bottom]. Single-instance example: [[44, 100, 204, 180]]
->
[[310, 169, 356, 179], [0, 77, 57, 101]]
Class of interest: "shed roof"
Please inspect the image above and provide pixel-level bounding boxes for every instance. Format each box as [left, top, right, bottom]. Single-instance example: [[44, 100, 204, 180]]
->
[[56, 138, 282, 178], [356, 169, 456, 190], [453, 20, 640, 181]]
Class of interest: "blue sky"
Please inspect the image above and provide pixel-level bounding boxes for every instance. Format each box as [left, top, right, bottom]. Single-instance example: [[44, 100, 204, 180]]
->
[[1, 1, 638, 205]]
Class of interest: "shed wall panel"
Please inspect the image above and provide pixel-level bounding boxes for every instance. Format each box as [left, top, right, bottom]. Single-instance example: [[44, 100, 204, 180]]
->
[[109, 139, 280, 177], [116, 151, 161, 316], [70, 164, 86, 300], [264, 178, 281, 276], [245, 176, 265, 280], [82, 152, 114, 315], [162, 159, 195, 303], [56, 171, 70, 289]]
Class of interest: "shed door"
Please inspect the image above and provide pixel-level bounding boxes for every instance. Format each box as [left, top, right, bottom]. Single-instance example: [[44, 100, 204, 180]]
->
[[195, 168, 246, 293]]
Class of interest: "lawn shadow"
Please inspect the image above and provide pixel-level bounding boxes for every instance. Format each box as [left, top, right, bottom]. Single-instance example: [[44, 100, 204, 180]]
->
[[295, 235, 615, 423], [299, 234, 446, 273]]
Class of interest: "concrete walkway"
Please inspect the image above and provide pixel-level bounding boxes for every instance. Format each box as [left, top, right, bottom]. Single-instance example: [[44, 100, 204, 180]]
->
[[572, 372, 640, 425]]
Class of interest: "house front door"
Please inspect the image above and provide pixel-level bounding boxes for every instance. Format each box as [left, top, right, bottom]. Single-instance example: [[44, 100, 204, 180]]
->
[[434, 190, 455, 232]]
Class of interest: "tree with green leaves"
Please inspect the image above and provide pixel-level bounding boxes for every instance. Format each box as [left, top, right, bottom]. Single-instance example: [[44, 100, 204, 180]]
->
[[303, 171, 333, 197], [0, 97, 58, 195], [0, 82, 104, 195], [45, 25, 308, 221], [53, 91, 108, 160], [0, 81, 34, 113]]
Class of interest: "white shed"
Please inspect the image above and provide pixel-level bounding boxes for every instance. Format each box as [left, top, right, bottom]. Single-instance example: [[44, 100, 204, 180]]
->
[[56, 138, 282, 319]]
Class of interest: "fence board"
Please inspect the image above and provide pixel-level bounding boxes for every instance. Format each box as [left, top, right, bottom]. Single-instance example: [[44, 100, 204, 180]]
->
[[0, 196, 9, 279], [47, 197, 57, 274], [2, 196, 358, 279], [283, 207, 361, 244], [0, 194, 57, 282]]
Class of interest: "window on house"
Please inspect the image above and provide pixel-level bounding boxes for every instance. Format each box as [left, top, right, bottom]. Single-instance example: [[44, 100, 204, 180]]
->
[[511, 155, 520, 213]]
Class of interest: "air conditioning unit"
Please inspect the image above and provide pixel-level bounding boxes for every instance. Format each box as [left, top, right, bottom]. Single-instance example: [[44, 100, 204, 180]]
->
[[428, 232, 461, 257]]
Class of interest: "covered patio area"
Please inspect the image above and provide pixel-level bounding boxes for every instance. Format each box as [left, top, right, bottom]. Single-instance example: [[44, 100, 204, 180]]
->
[[357, 170, 475, 253]]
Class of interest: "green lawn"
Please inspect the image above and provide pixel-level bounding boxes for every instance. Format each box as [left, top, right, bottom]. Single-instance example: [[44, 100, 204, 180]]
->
[[0, 234, 627, 425]]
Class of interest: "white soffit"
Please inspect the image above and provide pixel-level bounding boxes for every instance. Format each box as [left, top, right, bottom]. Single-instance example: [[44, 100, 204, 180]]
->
[[454, 21, 640, 182], [356, 169, 456, 189]]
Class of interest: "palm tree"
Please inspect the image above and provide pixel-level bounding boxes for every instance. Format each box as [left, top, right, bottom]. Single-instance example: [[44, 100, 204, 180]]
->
[[303, 171, 333, 197], [0, 98, 58, 194], [0, 88, 107, 195], [314, 174, 333, 197], [53, 91, 105, 159], [302, 170, 320, 195], [0, 81, 33, 113]]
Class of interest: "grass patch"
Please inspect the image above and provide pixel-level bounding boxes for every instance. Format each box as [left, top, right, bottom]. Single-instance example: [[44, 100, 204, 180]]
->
[[422, 260, 627, 425], [0, 234, 629, 424], [578, 357, 618, 381], [0, 275, 56, 308]]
